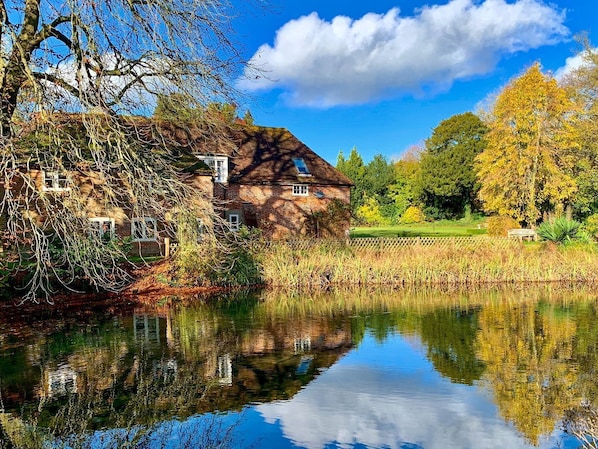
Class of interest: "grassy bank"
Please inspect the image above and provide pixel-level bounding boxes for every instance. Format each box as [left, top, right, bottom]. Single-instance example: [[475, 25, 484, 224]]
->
[[351, 220, 487, 238], [259, 239, 598, 288]]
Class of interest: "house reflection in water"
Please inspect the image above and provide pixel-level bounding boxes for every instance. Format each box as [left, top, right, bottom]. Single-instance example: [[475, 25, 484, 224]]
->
[[218, 354, 233, 385], [2, 305, 354, 427], [125, 308, 353, 396], [133, 313, 161, 344], [43, 363, 78, 398]]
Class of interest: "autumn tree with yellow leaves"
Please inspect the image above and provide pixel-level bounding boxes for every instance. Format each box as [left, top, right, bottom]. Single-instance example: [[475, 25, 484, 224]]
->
[[476, 64, 579, 226]]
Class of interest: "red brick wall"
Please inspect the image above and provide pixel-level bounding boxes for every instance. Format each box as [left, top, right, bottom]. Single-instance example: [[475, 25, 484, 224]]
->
[[3, 169, 215, 257], [226, 183, 351, 239]]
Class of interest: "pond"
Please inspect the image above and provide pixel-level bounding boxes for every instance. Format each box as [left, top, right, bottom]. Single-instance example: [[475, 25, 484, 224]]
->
[[0, 287, 597, 448]]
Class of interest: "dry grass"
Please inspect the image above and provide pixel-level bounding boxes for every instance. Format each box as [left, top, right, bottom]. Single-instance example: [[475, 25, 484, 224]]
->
[[260, 240, 598, 288]]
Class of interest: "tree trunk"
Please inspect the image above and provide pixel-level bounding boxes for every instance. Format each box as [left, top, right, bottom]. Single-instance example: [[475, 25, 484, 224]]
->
[[0, 0, 41, 138]]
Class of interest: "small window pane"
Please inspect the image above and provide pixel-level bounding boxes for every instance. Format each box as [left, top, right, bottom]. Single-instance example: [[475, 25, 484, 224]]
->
[[196, 156, 228, 183], [132, 217, 157, 241], [43, 171, 70, 192], [293, 158, 311, 176], [90, 218, 114, 242], [292, 185, 309, 196], [228, 214, 240, 231]]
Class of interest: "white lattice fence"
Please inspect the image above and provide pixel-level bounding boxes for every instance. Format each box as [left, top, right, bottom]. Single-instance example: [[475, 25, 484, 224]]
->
[[347, 236, 516, 251], [262, 236, 517, 252]]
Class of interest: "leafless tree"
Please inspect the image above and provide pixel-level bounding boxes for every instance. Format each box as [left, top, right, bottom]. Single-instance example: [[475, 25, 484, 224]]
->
[[0, 0, 263, 302]]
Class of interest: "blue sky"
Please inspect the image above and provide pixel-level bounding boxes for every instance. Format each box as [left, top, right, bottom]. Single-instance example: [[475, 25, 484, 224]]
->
[[231, 0, 597, 164]]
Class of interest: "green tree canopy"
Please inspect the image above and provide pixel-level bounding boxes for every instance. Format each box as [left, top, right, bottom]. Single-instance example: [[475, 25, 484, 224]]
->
[[336, 147, 367, 215], [414, 112, 487, 219], [389, 146, 421, 218], [337, 149, 398, 224], [476, 64, 579, 226], [364, 154, 397, 223], [561, 39, 598, 219]]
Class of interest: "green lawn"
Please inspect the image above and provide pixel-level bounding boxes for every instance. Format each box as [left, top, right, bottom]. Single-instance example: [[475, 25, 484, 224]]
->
[[350, 220, 487, 238]]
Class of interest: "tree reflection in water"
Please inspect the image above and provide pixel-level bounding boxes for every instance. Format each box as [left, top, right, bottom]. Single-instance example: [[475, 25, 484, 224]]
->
[[1, 286, 598, 448]]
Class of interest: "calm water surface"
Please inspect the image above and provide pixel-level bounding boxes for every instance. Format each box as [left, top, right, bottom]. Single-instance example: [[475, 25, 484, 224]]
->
[[1, 287, 597, 448]]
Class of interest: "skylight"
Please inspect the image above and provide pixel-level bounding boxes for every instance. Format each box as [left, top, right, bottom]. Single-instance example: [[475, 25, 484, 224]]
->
[[293, 158, 311, 176]]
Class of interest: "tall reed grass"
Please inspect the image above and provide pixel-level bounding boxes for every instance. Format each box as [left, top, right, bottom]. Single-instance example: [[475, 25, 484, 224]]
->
[[259, 239, 598, 288]]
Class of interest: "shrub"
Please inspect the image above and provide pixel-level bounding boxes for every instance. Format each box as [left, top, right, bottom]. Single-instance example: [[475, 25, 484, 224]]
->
[[307, 199, 351, 238], [537, 217, 581, 244], [583, 214, 598, 240], [357, 196, 388, 226], [400, 206, 426, 224], [486, 216, 520, 236], [174, 226, 263, 287]]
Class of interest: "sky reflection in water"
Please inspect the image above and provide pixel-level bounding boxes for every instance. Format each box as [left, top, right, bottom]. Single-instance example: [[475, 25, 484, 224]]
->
[[244, 331, 574, 449]]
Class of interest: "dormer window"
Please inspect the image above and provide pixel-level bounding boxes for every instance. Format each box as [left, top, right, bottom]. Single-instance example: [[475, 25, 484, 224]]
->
[[196, 155, 228, 183], [42, 171, 70, 192], [293, 158, 311, 177]]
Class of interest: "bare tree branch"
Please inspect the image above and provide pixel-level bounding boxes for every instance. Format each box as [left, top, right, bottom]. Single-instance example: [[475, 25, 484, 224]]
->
[[0, 0, 265, 301]]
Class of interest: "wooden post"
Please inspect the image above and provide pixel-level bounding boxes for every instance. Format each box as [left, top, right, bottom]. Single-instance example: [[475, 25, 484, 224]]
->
[[164, 237, 170, 258]]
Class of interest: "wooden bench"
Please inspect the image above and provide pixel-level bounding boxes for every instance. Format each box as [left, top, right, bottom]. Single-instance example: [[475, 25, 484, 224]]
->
[[507, 228, 538, 241]]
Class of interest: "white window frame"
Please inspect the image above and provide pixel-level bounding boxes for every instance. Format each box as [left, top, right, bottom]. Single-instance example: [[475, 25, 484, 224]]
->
[[228, 213, 240, 231], [196, 155, 229, 183], [89, 217, 115, 241], [292, 184, 309, 196], [131, 217, 158, 242], [42, 170, 70, 192]]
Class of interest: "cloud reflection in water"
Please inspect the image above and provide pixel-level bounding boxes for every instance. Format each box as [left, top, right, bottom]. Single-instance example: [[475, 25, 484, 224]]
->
[[255, 332, 569, 449]]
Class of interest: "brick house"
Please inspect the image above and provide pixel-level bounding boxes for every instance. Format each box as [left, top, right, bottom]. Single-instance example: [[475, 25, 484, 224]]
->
[[0, 118, 353, 257], [0, 149, 213, 257], [198, 126, 353, 239]]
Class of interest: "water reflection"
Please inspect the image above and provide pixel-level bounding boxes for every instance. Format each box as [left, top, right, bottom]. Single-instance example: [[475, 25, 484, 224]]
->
[[0, 287, 597, 448]]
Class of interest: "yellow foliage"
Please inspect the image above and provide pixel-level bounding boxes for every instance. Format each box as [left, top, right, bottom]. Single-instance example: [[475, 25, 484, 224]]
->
[[357, 195, 388, 226], [400, 206, 425, 224], [486, 215, 520, 236], [476, 63, 579, 225], [476, 301, 580, 445]]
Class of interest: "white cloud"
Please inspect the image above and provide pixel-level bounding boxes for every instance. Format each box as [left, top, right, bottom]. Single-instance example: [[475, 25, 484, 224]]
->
[[555, 50, 596, 80], [238, 0, 569, 107]]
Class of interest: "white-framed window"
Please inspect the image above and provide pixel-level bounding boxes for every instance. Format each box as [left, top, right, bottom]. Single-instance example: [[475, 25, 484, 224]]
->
[[131, 217, 158, 242], [196, 155, 228, 183], [42, 171, 70, 192], [228, 213, 240, 231], [89, 217, 115, 241], [293, 158, 311, 177], [294, 336, 311, 354], [292, 184, 309, 196]]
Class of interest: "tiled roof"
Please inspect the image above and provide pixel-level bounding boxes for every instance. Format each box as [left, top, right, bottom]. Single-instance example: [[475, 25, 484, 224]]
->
[[18, 114, 352, 186], [226, 126, 353, 187]]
